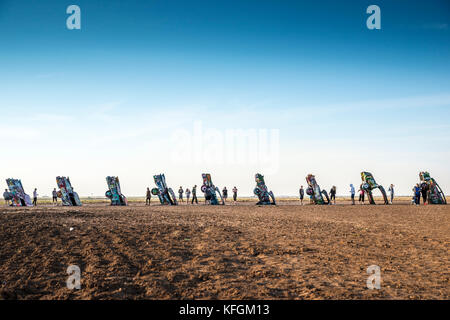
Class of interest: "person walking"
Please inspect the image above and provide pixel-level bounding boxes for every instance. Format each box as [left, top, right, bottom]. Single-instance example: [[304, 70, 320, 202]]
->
[[178, 186, 184, 203], [388, 184, 394, 204], [350, 184, 355, 205], [146, 187, 151, 205], [185, 188, 191, 204], [52, 188, 58, 205], [358, 184, 365, 204], [329, 186, 336, 205], [299, 186, 304, 205], [414, 184, 421, 206], [33, 188, 38, 206], [420, 181, 428, 205], [3, 189, 10, 206], [191, 185, 198, 204], [232, 186, 237, 203], [222, 187, 228, 203]]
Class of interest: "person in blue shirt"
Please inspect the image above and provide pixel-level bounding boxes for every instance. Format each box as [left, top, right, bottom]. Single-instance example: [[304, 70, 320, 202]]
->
[[414, 184, 421, 206], [350, 184, 355, 205]]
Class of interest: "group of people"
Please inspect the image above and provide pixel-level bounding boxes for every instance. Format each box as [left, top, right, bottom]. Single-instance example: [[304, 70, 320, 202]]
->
[[412, 182, 429, 206], [145, 186, 239, 205]]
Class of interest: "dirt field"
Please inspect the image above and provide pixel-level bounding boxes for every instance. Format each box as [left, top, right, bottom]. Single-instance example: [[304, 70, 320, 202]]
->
[[0, 200, 448, 300]]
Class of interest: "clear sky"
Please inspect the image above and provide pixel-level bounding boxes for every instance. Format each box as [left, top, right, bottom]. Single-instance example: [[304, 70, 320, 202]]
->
[[0, 0, 449, 197]]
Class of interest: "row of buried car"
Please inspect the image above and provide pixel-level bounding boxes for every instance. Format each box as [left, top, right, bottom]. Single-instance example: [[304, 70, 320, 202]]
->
[[3, 171, 447, 207], [305, 171, 447, 205], [4, 177, 85, 207]]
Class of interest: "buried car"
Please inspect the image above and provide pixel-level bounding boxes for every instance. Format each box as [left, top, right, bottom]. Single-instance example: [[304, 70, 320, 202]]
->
[[419, 171, 446, 205], [305, 174, 330, 205], [105, 176, 127, 206], [201, 173, 224, 205], [5, 178, 32, 207], [56, 176, 82, 206], [254, 173, 276, 205], [152, 174, 178, 205], [360, 172, 389, 205]]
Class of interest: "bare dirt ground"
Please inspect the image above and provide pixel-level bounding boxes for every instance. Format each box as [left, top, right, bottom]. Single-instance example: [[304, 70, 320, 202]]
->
[[0, 200, 448, 300]]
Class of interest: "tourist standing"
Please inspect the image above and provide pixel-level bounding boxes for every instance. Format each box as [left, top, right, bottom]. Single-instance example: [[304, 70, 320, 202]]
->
[[350, 184, 355, 205], [358, 184, 365, 204], [414, 184, 421, 206], [3, 189, 10, 206], [299, 186, 304, 205], [222, 187, 228, 202], [185, 188, 191, 204], [52, 188, 58, 205], [33, 188, 38, 206], [191, 185, 198, 204], [329, 186, 336, 205], [232, 186, 238, 203], [388, 184, 394, 204], [146, 187, 151, 205], [178, 186, 184, 203], [420, 181, 428, 204]]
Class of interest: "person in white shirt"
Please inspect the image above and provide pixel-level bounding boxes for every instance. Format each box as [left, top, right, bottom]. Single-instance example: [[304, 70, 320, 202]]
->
[[388, 184, 394, 204], [185, 188, 191, 204], [33, 188, 38, 206]]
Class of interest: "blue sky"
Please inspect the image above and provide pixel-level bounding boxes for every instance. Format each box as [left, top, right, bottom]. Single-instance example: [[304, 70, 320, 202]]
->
[[0, 0, 449, 197]]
